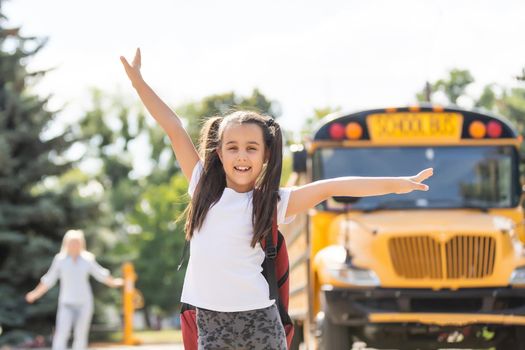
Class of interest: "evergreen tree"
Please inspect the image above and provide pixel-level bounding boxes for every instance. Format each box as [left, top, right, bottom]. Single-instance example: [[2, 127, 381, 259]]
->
[[0, 7, 100, 345]]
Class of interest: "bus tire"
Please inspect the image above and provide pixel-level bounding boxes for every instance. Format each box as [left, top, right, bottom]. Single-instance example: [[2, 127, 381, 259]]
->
[[318, 313, 351, 350], [497, 326, 525, 350]]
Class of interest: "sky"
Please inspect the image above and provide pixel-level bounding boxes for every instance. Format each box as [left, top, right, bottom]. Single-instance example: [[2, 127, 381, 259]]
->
[[5, 0, 525, 175]]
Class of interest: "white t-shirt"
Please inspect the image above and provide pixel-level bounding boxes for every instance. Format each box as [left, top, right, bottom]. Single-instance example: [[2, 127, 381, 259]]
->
[[40, 251, 110, 304], [180, 160, 296, 312]]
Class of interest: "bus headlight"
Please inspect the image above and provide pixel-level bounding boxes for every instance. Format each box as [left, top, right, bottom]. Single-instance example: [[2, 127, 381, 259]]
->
[[327, 264, 380, 287], [509, 266, 525, 286]]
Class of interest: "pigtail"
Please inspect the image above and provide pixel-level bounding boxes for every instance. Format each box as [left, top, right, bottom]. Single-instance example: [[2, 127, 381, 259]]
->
[[251, 117, 283, 248], [183, 116, 225, 240]]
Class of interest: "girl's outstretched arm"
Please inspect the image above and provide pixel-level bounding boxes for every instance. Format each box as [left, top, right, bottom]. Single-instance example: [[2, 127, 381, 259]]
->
[[120, 48, 200, 181], [25, 283, 50, 303], [285, 168, 434, 218]]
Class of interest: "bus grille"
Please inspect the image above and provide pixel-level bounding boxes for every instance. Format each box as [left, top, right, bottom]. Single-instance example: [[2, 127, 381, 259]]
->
[[388, 235, 496, 279]]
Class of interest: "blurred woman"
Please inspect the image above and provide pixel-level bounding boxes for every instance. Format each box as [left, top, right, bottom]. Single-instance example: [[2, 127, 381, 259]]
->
[[26, 229, 123, 350]]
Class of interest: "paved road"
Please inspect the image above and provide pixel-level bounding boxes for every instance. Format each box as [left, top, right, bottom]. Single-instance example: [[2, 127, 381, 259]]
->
[[85, 344, 422, 350], [85, 343, 368, 350], [6, 345, 183, 350], [85, 344, 369, 350], [10, 341, 475, 350], [89, 346, 183, 350], [83, 342, 440, 350], [82, 343, 372, 350]]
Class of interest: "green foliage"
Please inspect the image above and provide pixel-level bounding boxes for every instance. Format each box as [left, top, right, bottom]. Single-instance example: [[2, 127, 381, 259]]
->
[[299, 105, 341, 142], [0, 17, 103, 344], [127, 174, 189, 315], [416, 66, 525, 163], [517, 68, 525, 82], [175, 88, 281, 143], [417, 69, 474, 104]]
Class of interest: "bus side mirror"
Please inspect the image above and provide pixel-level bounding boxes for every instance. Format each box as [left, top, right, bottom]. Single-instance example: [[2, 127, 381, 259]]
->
[[290, 144, 307, 173]]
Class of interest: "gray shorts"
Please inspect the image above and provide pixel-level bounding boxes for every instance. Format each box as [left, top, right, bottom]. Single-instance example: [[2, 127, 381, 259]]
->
[[196, 302, 287, 350]]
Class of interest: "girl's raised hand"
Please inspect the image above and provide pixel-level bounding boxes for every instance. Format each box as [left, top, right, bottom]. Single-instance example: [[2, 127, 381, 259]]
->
[[120, 47, 143, 88], [395, 168, 434, 194]]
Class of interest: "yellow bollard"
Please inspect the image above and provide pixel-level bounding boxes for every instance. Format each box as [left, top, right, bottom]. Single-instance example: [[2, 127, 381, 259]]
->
[[122, 262, 142, 345]]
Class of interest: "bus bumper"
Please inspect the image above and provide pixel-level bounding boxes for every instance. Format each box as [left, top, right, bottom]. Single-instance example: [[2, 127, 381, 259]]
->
[[322, 285, 525, 326]]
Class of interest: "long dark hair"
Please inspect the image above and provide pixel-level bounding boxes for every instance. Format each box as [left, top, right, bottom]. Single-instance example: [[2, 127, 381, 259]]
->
[[183, 110, 283, 248]]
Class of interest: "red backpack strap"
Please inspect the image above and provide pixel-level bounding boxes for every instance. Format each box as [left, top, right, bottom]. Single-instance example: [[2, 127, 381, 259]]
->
[[262, 207, 279, 300], [261, 206, 278, 253], [262, 207, 296, 348], [276, 231, 290, 311], [272, 205, 278, 248]]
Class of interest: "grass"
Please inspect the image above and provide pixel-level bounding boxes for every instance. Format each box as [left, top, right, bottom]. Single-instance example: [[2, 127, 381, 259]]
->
[[91, 329, 182, 346]]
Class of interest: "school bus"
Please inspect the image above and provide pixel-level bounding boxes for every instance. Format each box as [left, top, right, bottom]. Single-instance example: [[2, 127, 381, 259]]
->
[[284, 105, 525, 350]]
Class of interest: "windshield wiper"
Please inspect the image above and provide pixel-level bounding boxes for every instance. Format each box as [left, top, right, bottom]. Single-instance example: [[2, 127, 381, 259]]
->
[[360, 198, 493, 213], [459, 200, 490, 212], [429, 198, 490, 212], [362, 199, 420, 213]]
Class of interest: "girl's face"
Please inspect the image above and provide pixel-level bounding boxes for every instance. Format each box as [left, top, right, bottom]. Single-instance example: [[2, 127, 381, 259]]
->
[[217, 122, 266, 193], [66, 238, 82, 257]]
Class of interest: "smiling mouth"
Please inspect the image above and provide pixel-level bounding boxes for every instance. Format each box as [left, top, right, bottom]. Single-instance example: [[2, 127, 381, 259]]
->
[[234, 166, 251, 173]]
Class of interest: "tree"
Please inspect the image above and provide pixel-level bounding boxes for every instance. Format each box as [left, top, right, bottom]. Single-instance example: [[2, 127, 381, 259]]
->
[[126, 175, 189, 327], [417, 69, 475, 105], [0, 13, 102, 345], [416, 67, 525, 156], [299, 106, 341, 141], [74, 88, 181, 328], [176, 88, 281, 143], [516, 67, 525, 82]]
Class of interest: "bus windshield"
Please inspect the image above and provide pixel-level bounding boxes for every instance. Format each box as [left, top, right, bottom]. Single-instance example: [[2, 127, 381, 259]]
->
[[314, 146, 520, 210]]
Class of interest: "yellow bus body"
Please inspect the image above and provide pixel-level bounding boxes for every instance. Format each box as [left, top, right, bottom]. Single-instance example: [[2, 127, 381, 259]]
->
[[283, 106, 525, 349]]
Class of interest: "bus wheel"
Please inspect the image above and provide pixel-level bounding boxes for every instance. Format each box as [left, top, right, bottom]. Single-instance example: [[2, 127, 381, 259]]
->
[[497, 326, 525, 350], [317, 311, 351, 350]]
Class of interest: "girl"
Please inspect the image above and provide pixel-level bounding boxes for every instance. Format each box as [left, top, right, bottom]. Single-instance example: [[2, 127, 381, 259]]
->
[[26, 229, 123, 350], [120, 48, 433, 349]]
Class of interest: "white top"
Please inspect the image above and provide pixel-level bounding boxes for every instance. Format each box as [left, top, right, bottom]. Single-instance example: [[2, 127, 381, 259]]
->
[[180, 160, 296, 312], [40, 251, 110, 304]]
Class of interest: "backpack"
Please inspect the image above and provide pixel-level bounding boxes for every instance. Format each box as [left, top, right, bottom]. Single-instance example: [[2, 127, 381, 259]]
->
[[177, 206, 295, 349]]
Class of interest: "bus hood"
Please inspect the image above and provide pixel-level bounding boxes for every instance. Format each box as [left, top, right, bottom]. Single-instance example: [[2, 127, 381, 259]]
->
[[330, 210, 523, 289]]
